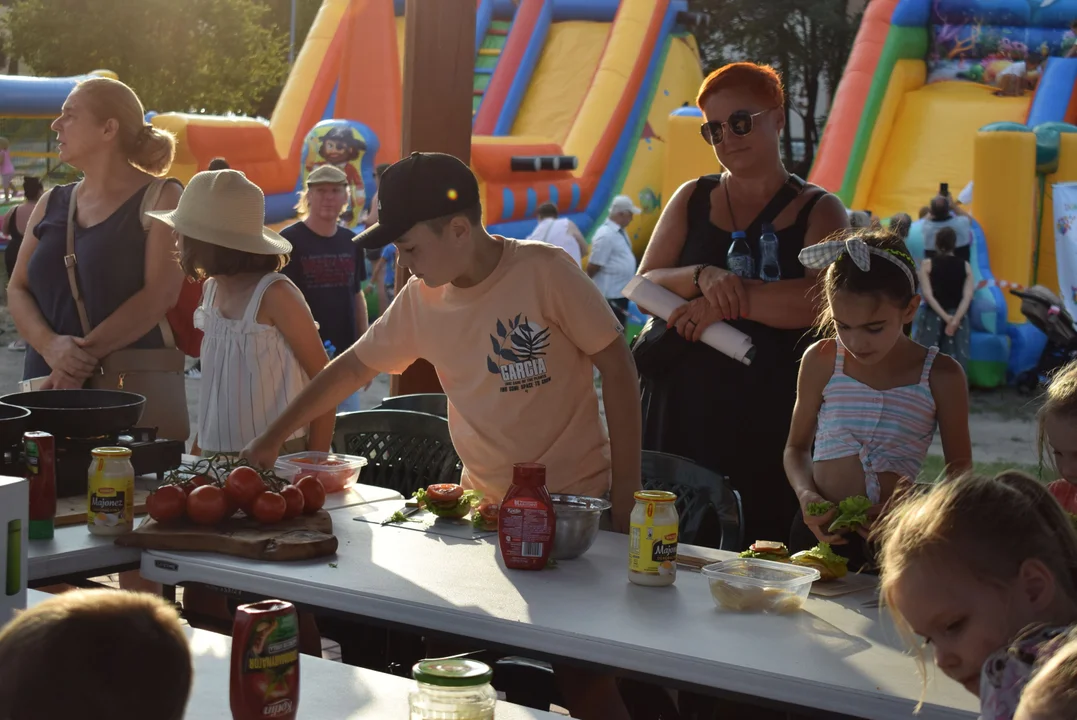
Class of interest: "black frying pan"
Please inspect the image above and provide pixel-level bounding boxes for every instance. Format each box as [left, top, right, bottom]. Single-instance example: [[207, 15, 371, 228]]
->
[[0, 403, 31, 448], [0, 390, 146, 439]]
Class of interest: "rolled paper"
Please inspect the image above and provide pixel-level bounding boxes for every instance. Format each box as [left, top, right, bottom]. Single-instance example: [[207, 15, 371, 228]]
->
[[622, 276, 755, 366]]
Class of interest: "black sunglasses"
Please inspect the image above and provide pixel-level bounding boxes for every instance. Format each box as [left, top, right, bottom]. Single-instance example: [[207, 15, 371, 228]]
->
[[699, 108, 774, 146]]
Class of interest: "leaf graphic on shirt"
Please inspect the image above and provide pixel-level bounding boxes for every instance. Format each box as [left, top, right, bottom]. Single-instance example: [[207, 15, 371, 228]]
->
[[499, 348, 520, 362], [490, 335, 502, 356], [496, 319, 507, 339], [487, 356, 500, 374], [513, 313, 521, 329], [510, 324, 551, 361]]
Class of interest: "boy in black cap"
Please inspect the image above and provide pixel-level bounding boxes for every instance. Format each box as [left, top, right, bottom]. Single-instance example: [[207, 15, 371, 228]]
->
[[245, 151, 640, 528], [244, 151, 639, 719]]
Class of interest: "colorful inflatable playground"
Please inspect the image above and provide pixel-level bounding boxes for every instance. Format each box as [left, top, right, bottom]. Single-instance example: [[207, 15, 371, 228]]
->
[[5, 0, 1077, 387], [814, 0, 1077, 387]]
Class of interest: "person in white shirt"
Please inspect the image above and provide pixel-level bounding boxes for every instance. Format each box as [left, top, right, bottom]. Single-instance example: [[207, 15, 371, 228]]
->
[[996, 52, 1043, 96], [526, 202, 588, 266], [587, 194, 640, 325]]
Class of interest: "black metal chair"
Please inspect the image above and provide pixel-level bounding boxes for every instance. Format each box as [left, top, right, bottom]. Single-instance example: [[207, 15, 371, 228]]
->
[[332, 409, 461, 498], [641, 449, 744, 552], [375, 393, 448, 418]]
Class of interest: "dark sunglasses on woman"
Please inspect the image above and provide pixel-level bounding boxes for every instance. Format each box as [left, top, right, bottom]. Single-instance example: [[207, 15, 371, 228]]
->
[[700, 108, 775, 145]]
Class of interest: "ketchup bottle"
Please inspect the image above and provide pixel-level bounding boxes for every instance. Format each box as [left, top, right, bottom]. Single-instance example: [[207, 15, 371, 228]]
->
[[24, 432, 55, 541], [498, 463, 555, 570], [230, 599, 300, 720]]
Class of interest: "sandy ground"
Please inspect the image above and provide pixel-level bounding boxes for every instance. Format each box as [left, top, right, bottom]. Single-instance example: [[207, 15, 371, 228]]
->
[[0, 299, 1041, 470]]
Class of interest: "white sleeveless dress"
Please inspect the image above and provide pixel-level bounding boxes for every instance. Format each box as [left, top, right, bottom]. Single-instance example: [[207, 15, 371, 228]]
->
[[194, 273, 309, 453]]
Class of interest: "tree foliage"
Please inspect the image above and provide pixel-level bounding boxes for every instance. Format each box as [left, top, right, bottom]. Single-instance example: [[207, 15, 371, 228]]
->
[[688, 0, 865, 174], [3, 0, 290, 116]]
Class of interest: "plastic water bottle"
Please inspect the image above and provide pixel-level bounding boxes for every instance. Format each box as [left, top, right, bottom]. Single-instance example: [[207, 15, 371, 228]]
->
[[759, 222, 781, 283], [726, 231, 755, 280]]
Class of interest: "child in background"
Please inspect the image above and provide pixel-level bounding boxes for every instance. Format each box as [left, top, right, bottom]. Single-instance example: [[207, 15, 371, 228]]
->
[[0, 137, 14, 202], [785, 230, 972, 568], [916, 226, 974, 371], [0, 589, 192, 720], [148, 170, 334, 455], [876, 472, 1077, 717], [1014, 629, 1077, 720], [1036, 361, 1077, 515]]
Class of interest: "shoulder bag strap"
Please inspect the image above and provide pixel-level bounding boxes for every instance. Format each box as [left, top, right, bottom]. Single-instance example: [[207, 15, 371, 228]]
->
[[751, 175, 807, 230], [64, 183, 94, 336], [139, 177, 178, 350]]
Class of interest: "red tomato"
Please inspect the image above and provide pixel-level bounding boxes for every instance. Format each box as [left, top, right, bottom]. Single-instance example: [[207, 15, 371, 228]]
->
[[186, 485, 230, 526], [225, 467, 266, 510], [426, 484, 464, 503], [295, 476, 326, 514], [479, 502, 500, 525], [280, 485, 305, 520], [148, 485, 187, 523], [250, 492, 286, 524]]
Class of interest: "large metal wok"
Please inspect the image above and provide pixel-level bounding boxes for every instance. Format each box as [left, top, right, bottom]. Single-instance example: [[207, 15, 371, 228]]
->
[[0, 389, 146, 439], [0, 403, 31, 447]]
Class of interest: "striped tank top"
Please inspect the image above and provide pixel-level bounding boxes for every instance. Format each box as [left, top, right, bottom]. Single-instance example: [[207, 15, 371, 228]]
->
[[813, 342, 939, 503], [194, 273, 309, 453]]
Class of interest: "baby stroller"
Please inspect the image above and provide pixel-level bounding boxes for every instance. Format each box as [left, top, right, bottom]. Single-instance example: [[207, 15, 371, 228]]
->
[[1011, 285, 1077, 393]]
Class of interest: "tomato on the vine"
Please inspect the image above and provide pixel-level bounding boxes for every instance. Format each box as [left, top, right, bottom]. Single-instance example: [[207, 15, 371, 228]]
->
[[225, 467, 266, 510], [295, 476, 326, 514], [280, 485, 305, 520], [186, 485, 230, 526], [147, 485, 186, 523], [250, 491, 286, 524]]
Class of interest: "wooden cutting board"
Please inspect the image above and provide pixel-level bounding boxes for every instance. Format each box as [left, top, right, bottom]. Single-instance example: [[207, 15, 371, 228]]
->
[[114, 510, 338, 561]]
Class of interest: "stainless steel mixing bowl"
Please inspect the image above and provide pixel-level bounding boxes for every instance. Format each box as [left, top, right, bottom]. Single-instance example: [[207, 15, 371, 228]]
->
[[550, 494, 612, 560]]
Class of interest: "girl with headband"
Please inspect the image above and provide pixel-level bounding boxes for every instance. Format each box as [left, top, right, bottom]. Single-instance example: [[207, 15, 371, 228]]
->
[[783, 228, 972, 570]]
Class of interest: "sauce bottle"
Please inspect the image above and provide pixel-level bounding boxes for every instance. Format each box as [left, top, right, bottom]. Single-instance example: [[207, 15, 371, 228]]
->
[[498, 463, 555, 570], [230, 599, 300, 720], [24, 432, 55, 541]]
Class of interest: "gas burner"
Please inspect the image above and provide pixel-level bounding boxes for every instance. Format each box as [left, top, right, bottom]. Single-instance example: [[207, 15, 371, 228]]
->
[[49, 429, 184, 498]]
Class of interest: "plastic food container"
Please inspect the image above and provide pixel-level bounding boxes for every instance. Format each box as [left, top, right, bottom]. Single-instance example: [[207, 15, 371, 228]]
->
[[274, 451, 367, 493], [701, 558, 819, 614]]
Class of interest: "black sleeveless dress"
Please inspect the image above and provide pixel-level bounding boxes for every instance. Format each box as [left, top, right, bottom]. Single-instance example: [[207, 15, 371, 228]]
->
[[23, 183, 166, 380], [641, 174, 824, 547]]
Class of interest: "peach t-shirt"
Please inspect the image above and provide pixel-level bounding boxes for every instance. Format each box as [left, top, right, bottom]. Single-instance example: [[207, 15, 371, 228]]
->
[[354, 238, 623, 500]]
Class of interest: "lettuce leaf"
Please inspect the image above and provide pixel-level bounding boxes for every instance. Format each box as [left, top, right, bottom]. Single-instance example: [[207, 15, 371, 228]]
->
[[828, 495, 872, 533]]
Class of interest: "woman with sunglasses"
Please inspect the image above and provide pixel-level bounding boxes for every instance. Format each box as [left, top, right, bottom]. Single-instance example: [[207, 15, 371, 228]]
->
[[636, 62, 848, 548]]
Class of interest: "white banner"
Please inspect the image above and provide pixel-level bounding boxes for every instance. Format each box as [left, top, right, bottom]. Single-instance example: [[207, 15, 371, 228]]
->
[[621, 277, 755, 365], [1054, 182, 1077, 321]]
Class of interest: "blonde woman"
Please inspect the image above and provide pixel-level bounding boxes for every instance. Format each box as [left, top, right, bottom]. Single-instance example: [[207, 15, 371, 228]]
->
[[8, 78, 185, 394]]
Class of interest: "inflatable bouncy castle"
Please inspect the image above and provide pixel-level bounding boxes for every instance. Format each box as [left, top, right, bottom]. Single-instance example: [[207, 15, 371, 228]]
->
[[813, 0, 1077, 388]]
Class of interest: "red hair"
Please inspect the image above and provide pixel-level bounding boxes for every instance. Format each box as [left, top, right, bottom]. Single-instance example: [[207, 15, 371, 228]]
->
[[696, 62, 785, 110]]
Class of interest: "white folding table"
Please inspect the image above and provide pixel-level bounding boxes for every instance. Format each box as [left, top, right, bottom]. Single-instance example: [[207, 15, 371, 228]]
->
[[24, 589, 564, 719], [139, 504, 979, 720], [28, 480, 402, 585]]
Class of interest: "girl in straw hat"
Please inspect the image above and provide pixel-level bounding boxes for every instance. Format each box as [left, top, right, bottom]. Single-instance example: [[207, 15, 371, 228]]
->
[[148, 169, 334, 457]]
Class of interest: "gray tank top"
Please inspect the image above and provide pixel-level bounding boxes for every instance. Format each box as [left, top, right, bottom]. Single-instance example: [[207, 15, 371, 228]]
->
[[23, 182, 165, 380]]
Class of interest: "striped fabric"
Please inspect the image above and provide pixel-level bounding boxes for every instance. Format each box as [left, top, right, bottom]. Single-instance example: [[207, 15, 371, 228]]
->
[[195, 273, 309, 453], [813, 342, 939, 503]]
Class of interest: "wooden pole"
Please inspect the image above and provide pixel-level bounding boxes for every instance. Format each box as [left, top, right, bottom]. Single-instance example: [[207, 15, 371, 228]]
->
[[391, 0, 475, 397]]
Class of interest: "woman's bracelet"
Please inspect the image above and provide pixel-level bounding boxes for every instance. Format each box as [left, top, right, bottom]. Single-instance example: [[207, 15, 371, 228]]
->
[[693, 263, 711, 289]]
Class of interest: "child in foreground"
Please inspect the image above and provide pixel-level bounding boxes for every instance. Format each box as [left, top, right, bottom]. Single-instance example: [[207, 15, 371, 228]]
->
[[0, 589, 192, 719], [1014, 629, 1077, 720], [148, 169, 334, 456], [1037, 360, 1077, 515], [784, 229, 972, 567], [243, 151, 641, 720], [876, 472, 1077, 718]]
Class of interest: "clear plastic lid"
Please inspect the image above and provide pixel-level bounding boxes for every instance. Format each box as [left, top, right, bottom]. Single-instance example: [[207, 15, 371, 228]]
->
[[701, 557, 820, 588]]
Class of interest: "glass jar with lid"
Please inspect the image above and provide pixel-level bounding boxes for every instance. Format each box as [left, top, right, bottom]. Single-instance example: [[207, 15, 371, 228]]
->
[[408, 658, 496, 720], [628, 490, 679, 586]]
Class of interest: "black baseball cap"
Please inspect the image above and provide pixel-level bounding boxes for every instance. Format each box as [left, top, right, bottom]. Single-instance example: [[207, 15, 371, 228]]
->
[[354, 152, 481, 250]]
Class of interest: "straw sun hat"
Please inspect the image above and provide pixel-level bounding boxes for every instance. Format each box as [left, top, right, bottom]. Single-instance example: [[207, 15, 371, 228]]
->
[[146, 170, 292, 255]]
